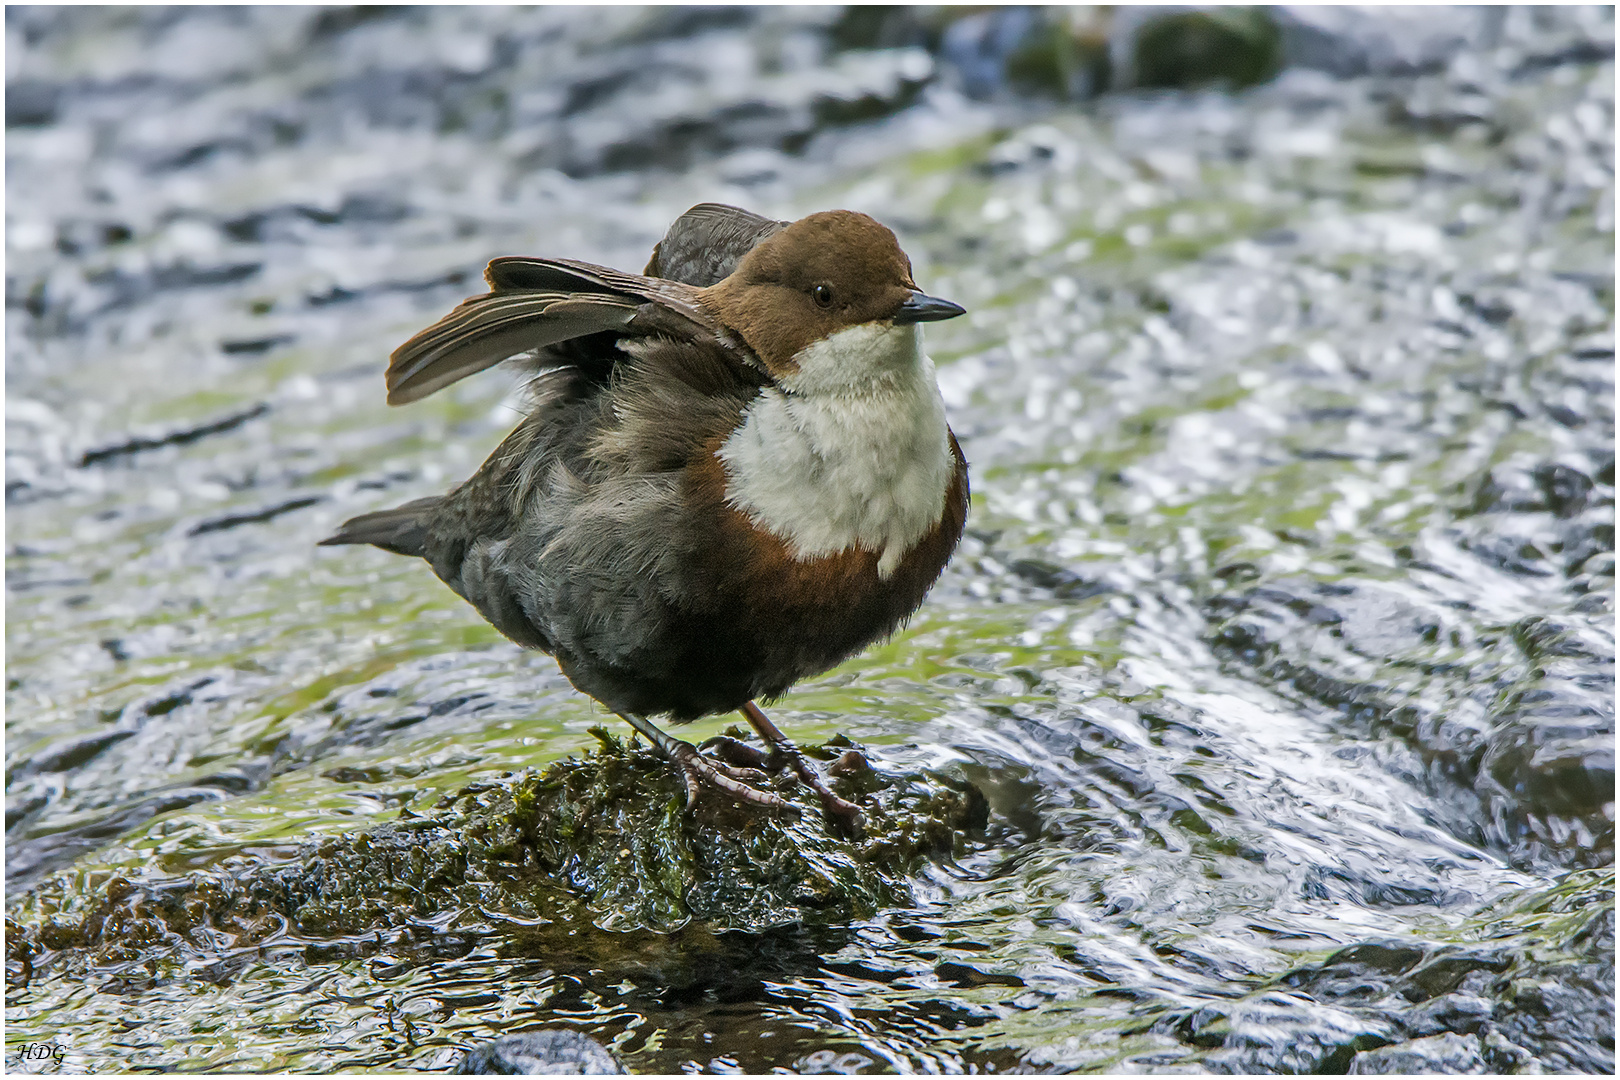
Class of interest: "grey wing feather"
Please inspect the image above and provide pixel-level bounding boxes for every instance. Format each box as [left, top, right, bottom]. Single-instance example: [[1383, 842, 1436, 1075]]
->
[[387, 256, 718, 406], [483, 256, 650, 295], [385, 292, 640, 405]]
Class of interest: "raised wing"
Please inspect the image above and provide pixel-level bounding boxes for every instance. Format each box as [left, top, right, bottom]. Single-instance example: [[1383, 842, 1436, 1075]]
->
[[384, 258, 711, 406]]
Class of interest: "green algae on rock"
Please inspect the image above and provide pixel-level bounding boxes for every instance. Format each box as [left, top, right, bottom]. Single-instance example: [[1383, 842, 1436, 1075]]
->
[[5, 735, 988, 986]]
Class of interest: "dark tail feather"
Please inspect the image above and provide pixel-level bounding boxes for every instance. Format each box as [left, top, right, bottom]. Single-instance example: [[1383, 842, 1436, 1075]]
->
[[318, 496, 443, 558]]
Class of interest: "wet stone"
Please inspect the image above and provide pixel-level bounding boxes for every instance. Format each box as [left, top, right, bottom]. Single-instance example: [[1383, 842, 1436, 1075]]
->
[[1192, 992, 1394, 1074], [1401, 992, 1494, 1037], [455, 1030, 624, 1075], [1349, 1032, 1489, 1074], [5, 736, 988, 981], [1204, 869, 1615, 1075], [1124, 8, 1283, 91]]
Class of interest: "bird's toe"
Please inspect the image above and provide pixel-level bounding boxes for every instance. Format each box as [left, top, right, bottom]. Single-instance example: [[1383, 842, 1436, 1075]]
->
[[670, 740, 791, 811]]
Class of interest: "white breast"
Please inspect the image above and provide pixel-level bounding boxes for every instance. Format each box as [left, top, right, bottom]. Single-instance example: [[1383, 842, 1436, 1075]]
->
[[716, 322, 955, 579]]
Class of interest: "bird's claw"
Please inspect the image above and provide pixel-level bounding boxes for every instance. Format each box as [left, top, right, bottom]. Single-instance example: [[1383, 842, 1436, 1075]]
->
[[787, 755, 863, 828], [705, 733, 861, 826], [668, 740, 790, 811], [736, 703, 864, 829]]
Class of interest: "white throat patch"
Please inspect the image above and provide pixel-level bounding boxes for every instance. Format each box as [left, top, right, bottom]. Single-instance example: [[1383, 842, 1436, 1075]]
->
[[717, 322, 954, 579]]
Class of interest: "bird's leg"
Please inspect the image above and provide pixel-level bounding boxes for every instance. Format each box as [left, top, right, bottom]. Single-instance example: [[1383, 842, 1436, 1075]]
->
[[614, 711, 788, 811], [739, 701, 862, 824]]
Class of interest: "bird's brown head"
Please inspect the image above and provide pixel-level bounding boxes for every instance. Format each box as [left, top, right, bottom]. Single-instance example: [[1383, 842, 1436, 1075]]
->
[[702, 210, 964, 380]]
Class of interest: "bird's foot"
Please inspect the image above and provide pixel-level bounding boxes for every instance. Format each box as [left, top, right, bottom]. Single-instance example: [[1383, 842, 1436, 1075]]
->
[[733, 703, 862, 827], [615, 711, 790, 812], [774, 745, 863, 828], [706, 730, 861, 828], [666, 738, 791, 812], [702, 734, 774, 772]]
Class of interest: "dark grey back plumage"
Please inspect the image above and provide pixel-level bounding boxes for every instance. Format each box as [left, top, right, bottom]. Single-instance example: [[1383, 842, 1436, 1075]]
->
[[644, 203, 786, 287]]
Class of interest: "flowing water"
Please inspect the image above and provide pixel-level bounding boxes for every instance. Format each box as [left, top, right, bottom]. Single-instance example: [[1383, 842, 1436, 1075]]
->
[[6, 6, 1613, 1073]]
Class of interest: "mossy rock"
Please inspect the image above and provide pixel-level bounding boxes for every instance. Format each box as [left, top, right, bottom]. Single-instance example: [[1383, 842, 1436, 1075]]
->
[[1003, 8, 1113, 100], [6, 735, 988, 986], [1131, 8, 1282, 91]]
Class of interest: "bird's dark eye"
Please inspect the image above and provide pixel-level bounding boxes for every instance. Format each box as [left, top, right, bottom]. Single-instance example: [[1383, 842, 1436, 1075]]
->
[[812, 283, 833, 308]]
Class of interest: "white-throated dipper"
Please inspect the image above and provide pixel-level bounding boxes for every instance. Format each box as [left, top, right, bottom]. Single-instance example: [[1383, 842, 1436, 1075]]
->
[[321, 204, 968, 822]]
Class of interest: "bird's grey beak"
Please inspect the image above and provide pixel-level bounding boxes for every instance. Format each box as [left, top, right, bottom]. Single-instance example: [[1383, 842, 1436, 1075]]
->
[[893, 290, 966, 325]]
